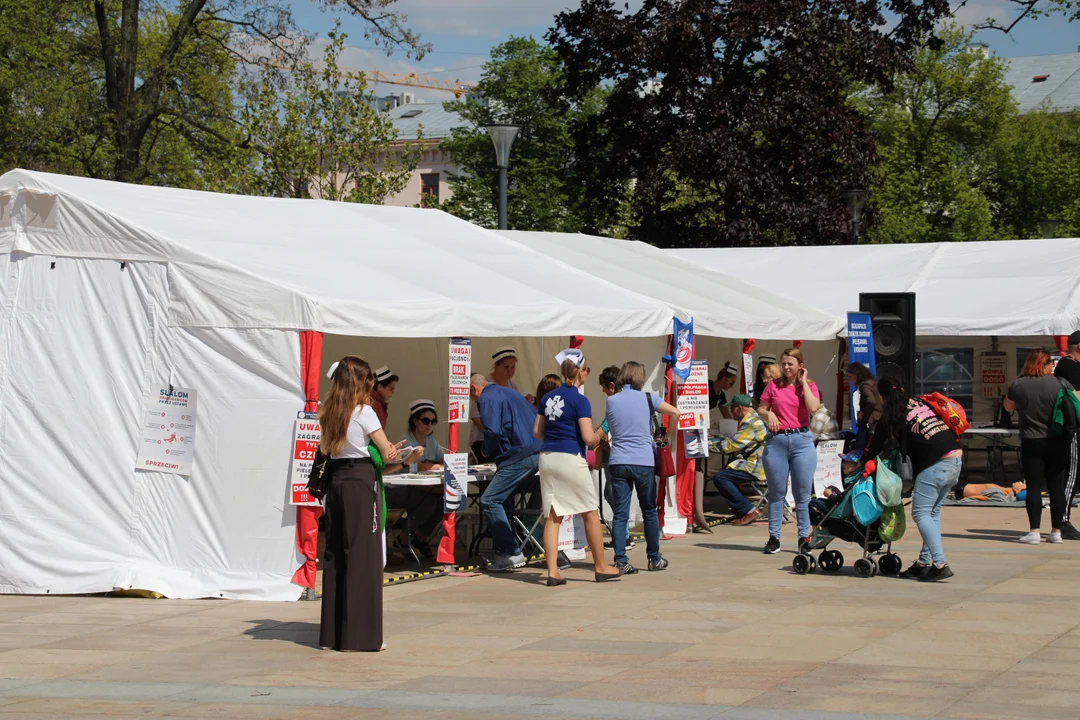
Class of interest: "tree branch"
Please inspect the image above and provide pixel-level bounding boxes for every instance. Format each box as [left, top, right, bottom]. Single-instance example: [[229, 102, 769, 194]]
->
[[92, 0, 118, 110]]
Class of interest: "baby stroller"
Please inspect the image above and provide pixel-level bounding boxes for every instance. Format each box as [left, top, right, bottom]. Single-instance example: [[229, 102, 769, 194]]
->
[[793, 456, 910, 578]]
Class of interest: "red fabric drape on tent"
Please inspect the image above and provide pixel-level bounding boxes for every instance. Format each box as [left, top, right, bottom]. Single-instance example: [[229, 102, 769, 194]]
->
[[292, 331, 323, 589], [1056, 335, 1068, 356], [436, 418, 459, 564], [836, 338, 847, 431]]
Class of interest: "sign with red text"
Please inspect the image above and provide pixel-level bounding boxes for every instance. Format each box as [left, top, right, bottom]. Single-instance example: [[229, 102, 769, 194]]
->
[[676, 360, 709, 430], [743, 353, 754, 397], [289, 413, 321, 506], [448, 337, 472, 423], [136, 386, 198, 476], [980, 351, 1007, 399]]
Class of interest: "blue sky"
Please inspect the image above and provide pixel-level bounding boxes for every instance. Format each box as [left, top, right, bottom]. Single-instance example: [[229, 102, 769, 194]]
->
[[291, 0, 1080, 103]]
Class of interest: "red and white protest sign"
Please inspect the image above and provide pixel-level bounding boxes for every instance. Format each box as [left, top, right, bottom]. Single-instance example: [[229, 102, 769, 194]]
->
[[448, 338, 472, 423], [676, 360, 709, 430], [289, 413, 321, 506]]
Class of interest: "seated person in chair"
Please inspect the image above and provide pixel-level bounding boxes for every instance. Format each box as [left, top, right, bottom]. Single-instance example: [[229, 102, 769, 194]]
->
[[712, 394, 768, 526]]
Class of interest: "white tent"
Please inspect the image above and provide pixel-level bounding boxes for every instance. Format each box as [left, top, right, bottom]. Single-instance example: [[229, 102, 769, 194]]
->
[[672, 239, 1080, 337], [0, 169, 696, 601], [499, 231, 844, 341]]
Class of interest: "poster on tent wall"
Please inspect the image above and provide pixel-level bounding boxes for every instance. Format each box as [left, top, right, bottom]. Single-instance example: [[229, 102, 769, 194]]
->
[[742, 353, 754, 397], [980, 351, 1007, 399], [136, 386, 198, 476], [448, 338, 472, 423], [289, 412, 322, 506], [846, 313, 876, 428], [676, 360, 709, 430]]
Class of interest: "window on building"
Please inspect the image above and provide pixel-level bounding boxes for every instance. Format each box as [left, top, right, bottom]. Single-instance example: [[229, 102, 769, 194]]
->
[[420, 173, 439, 206], [915, 348, 974, 415]]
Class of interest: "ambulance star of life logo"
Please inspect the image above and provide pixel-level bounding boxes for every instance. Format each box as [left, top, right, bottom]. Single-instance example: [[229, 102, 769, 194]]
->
[[545, 395, 565, 420]]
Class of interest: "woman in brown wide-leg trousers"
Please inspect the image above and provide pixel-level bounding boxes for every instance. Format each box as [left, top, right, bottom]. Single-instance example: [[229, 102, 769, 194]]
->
[[319, 459, 382, 652]]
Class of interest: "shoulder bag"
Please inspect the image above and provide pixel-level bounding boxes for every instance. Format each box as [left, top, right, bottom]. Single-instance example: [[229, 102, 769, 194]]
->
[[648, 392, 676, 479]]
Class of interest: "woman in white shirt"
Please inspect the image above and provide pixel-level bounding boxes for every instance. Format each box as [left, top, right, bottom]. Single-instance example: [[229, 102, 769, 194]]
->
[[318, 356, 401, 652]]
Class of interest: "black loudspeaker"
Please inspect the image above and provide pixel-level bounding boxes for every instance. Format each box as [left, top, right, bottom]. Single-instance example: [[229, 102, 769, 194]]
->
[[859, 292, 916, 394]]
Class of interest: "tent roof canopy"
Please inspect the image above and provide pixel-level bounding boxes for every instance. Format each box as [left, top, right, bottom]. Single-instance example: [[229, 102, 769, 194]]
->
[[0, 170, 680, 337], [500, 231, 843, 341], [672, 239, 1080, 337]]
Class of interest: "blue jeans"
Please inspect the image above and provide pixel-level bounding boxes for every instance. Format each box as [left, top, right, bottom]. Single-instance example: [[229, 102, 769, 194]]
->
[[912, 456, 962, 566], [479, 454, 539, 556], [608, 464, 660, 565], [712, 468, 756, 516], [762, 430, 817, 540]]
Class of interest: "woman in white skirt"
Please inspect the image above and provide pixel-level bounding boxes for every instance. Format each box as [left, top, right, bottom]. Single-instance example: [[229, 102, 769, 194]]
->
[[534, 352, 623, 586]]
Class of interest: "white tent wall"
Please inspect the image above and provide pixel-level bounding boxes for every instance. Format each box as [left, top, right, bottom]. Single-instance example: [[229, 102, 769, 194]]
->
[[0, 253, 303, 600]]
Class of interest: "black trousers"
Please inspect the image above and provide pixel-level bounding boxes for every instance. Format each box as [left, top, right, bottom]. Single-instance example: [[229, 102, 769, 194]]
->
[[320, 461, 382, 651], [1064, 434, 1079, 523], [1021, 437, 1067, 531]]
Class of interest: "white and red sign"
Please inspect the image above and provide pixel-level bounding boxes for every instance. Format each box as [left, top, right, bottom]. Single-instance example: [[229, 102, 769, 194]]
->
[[676, 360, 709, 430], [448, 337, 472, 423], [980, 351, 1007, 399], [136, 386, 198, 476], [289, 413, 321, 506]]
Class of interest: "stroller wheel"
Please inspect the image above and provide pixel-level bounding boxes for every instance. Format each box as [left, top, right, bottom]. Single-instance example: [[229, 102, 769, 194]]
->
[[854, 558, 874, 578], [792, 554, 811, 575], [832, 551, 844, 570], [878, 553, 903, 576]]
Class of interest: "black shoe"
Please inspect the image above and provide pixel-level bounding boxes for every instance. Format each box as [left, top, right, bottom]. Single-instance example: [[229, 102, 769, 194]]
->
[[614, 561, 638, 575], [546, 576, 567, 587], [556, 551, 572, 570], [763, 536, 781, 554], [898, 561, 929, 580], [798, 537, 812, 554], [647, 556, 669, 571], [1061, 522, 1080, 541], [918, 564, 955, 582]]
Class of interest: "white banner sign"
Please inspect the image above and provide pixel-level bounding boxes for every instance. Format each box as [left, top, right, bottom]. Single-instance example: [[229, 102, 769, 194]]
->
[[677, 360, 710, 430], [814, 440, 845, 497], [742, 353, 754, 397], [443, 453, 468, 514], [448, 338, 472, 423], [289, 413, 321, 506], [558, 514, 587, 552], [980, 351, 1007, 399], [136, 386, 198, 476]]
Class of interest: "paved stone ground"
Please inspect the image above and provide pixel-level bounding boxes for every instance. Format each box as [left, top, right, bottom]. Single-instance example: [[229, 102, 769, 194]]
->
[[1, 506, 1078, 719]]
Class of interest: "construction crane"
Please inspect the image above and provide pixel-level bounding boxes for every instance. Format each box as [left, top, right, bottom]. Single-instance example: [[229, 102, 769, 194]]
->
[[244, 55, 476, 98]]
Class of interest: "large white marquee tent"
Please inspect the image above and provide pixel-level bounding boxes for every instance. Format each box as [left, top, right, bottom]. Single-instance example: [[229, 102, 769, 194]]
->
[[0, 170, 838, 600]]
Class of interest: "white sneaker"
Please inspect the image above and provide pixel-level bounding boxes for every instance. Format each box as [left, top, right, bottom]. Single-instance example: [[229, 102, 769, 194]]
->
[[1017, 531, 1042, 545], [1050, 530, 1063, 544]]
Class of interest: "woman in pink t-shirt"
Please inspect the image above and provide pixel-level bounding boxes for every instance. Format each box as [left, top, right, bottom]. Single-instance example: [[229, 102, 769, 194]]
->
[[757, 348, 822, 555]]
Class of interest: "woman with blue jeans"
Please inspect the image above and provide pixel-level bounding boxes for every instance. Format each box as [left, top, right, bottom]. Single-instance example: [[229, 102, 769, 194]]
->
[[604, 362, 680, 573], [757, 348, 822, 555], [863, 382, 963, 582]]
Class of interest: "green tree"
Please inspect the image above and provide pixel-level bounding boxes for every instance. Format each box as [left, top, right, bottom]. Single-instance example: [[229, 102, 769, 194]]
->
[[988, 108, 1080, 238], [439, 36, 631, 235], [858, 25, 1017, 243], [239, 24, 419, 201], [0, 1, 425, 187]]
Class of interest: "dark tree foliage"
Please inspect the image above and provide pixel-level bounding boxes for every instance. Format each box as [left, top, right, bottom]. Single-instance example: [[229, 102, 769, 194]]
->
[[548, 0, 953, 247]]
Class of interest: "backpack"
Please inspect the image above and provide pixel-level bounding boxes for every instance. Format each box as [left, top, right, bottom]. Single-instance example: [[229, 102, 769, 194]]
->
[[919, 392, 969, 437], [1050, 378, 1080, 436]]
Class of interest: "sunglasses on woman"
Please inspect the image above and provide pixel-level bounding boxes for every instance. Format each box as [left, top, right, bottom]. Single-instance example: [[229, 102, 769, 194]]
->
[[418, 416, 438, 426]]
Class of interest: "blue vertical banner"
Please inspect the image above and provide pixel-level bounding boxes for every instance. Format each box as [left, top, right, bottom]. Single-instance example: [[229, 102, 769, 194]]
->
[[846, 312, 876, 428], [663, 317, 695, 382]]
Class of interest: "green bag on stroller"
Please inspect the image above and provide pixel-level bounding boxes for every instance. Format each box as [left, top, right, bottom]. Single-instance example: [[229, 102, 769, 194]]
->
[[875, 455, 903, 508], [878, 504, 906, 542]]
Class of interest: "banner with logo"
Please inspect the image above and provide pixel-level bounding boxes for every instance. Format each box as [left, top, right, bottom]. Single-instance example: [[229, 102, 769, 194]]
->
[[846, 313, 876, 428], [663, 317, 695, 382], [676, 360, 709, 430], [136, 386, 198, 476], [442, 453, 468, 514], [448, 338, 472, 423], [289, 412, 321, 506]]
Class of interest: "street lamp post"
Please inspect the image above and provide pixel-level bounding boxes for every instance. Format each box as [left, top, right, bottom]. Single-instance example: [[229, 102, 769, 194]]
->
[[484, 124, 521, 230], [844, 189, 869, 245]]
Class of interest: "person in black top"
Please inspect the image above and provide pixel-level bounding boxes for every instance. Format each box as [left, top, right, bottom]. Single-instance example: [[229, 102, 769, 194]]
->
[[864, 381, 963, 582], [709, 363, 738, 419], [1053, 331, 1080, 540]]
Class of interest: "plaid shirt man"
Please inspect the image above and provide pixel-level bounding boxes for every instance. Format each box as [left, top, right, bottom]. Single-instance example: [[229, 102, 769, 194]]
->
[[720, 409, 767, 481]]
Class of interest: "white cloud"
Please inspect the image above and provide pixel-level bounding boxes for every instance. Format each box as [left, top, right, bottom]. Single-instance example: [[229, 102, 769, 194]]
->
[[951, 0, 1015, 27]]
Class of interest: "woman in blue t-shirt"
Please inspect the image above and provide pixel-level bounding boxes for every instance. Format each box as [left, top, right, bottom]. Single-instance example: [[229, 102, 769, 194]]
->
[[534, 353, 622, 586]]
